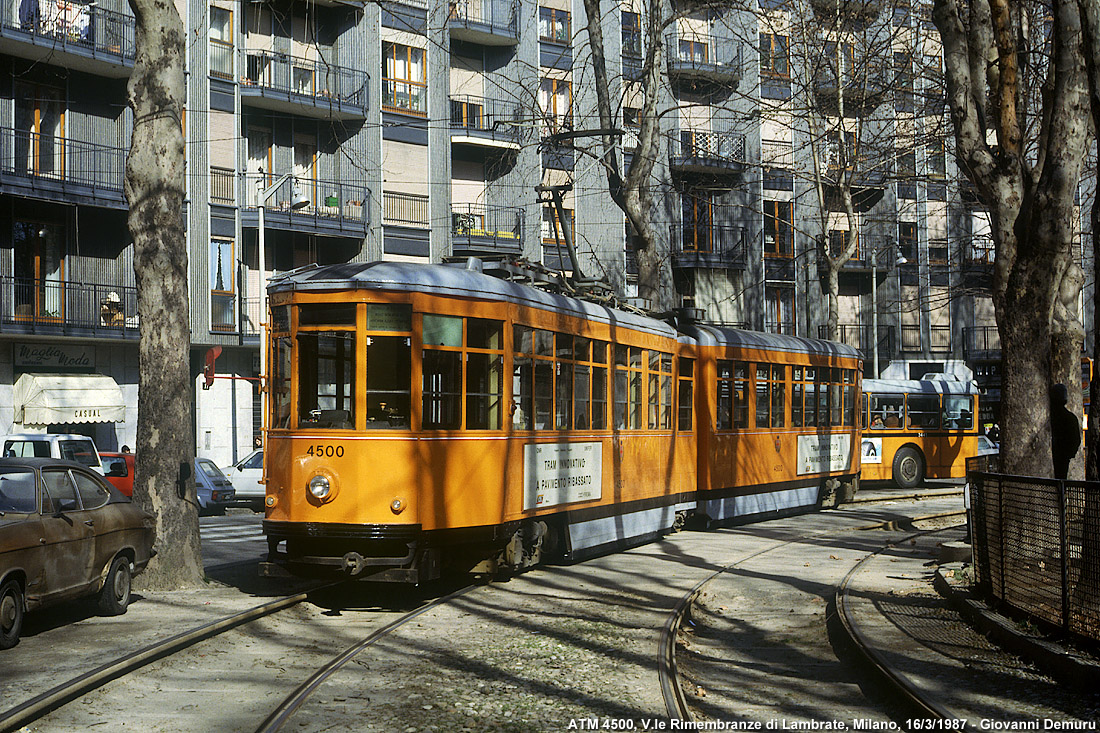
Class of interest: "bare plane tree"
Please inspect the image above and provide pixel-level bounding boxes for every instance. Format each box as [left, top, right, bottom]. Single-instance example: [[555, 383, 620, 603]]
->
[[125, 0, 204, 587]]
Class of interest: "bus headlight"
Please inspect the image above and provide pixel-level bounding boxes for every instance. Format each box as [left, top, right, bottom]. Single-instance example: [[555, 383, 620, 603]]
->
[[308, 475, 332, 500]]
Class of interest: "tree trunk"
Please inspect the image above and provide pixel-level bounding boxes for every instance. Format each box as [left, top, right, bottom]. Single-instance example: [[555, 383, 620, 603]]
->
[[126, 0, 203, 588]]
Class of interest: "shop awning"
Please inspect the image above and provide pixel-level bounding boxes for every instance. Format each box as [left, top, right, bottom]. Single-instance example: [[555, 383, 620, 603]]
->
[[14, 373, 126, 425]]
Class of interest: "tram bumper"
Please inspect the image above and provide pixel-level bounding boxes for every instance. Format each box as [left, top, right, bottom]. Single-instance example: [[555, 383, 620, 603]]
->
[[261, 521, 439, 583]]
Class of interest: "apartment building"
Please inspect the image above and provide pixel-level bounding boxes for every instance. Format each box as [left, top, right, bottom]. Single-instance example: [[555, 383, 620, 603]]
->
[[0, 0, 1089, 457]]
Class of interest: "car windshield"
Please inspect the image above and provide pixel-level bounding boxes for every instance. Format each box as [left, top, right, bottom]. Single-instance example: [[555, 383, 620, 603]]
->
[[0, 468, 38, 513], [59, 440, 100, 468], [241, 450, 263, 470]]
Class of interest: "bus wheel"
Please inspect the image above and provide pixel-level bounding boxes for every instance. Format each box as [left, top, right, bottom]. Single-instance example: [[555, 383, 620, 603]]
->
[[892, 447, 924, 490]]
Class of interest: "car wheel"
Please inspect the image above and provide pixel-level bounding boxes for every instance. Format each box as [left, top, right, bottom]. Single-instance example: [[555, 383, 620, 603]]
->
[[98, 556, 132, 616], [0, 578, 25, 650], [892, 446, 925, 490]]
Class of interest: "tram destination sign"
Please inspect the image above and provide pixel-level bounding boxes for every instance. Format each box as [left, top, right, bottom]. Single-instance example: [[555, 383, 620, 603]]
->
[[796, 434, 853, 475], [523, 442, 602, 510]]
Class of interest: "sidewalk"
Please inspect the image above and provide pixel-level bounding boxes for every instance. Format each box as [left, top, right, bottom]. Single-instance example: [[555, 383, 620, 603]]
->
[[837, 526, 1100, 723]]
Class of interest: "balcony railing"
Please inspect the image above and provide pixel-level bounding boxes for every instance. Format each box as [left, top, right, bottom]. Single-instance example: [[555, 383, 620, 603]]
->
[[1, 127, 125, 202], [211, 291, 236, 333], [448, 0, 518, 43], [451, 202, 523, 253], [384, 191, 430, 228], [0, 277, 137, 337], [670, 130, 747, 174], [819, 323, 897, 364], [210, 166, 235, 205], [665, 31, 742, 83], [930, 324, 951, 352], [209, 39, 233, 80], [964, 325, 1001, 359], [243, 172, 370, 229], [900, 323, 922, 351], [670, 224, 747, 268], [450, 95, 522, 145], [241, 50, 370, 113], [1, 1, 136, 66]]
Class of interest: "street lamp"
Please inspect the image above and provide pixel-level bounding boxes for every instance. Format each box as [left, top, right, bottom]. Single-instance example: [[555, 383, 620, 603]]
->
[[870, 243, 907, 377], [256, 171, 309, 445]]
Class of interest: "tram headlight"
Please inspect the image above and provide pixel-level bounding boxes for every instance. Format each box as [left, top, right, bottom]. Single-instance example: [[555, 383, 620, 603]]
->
[[308, 475, 332, 500]]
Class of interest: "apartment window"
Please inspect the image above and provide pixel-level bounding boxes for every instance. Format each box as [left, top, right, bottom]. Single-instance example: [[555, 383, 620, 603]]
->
[[14, 82, 64, 179], [765, 287, 794, 336], [13, 220, 64, 321], [541, 206, 573, 244], [825, 130, 857, 171], [759, 33, 789, 78], [899, 222, 918, 262], [829, 229, 859, 259], [539, 7, 571, 43], [382, 42, 427, 115], [682, 191, 714, 253], [621, 11, 641, 57], [763, 200, 793, 258], [209, 6, 234, 80], [678, 35, 708, 64], [210, 238, 236, 332], [539, 77, 572, 134], [897, 149, 916, 178], [927, 139, 946, 179]]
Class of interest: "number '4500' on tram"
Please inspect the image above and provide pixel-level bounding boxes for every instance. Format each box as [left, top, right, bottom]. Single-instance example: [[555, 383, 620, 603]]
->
[[260, 262, 862, 583]]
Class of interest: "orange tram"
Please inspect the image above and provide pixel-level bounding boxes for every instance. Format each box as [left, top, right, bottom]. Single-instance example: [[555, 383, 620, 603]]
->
[[260, 261, 863, 583]]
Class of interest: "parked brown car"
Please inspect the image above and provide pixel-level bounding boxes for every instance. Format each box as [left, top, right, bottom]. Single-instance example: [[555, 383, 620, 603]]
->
[[0, 458, 157, 649]]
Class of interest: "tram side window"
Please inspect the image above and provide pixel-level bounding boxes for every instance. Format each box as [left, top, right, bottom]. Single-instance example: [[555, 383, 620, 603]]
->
[[868, 394, 904, 429], [556, 334, 574, 429], [648, 351, 672, 429], [755, 366, 770, 428], [272, 336, 292, 429], [792, 366, 804, 427], [844, 370, 856, 426], [716, 360, 733, 429], [804, 367, 817, 426], [907, 395, 940, 429], [678, 358, 694, 431], [943, 395, 973, 430], [591, 341, 608, 430], [771, 365, 786, 428], [815, 370, 829, 427], [423, 315, 463, 430], [613, 346, 644, 430], [572, 336, 590, 430], [513, 326, 534, 429], [298, 331, 355, 429], [466, 318, 503, 430], [829, 368, 843, 426], [734, 362, 750, 427]]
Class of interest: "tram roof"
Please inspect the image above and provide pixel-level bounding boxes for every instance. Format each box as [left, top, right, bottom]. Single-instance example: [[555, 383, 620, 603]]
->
[[863, 378, 980, 395], [268, 261, 679, 338], [682, 324, 863, 360]]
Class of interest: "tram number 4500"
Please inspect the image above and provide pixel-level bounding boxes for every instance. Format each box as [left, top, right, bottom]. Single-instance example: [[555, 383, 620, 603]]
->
[[305, 444, 345, 458]]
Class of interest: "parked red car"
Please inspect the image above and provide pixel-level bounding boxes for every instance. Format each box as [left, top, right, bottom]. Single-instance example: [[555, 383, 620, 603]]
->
[[100, 452, 135, 497]]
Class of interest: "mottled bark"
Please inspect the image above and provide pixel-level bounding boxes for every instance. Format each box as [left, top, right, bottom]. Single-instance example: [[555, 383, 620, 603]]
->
[[934, 0, 1088, 478], [126, 0, 203, 588], [1079, 0, 1100, 481], [580, 0, 672, 308]]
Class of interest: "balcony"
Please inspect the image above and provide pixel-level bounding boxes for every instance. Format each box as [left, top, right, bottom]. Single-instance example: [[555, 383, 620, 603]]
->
[[901, 324, 922, 352], [0, 128, 126, 209], [0, 1, 134, 76], [808, 0, 880, 27], [813, 73, 888, 117], [669, 130, 747, 177], [964, 325, 1001, 360], [451, 203, 523, 257], [0, 277, 137, 339], [666, 32, 742, 87], [448, 0, 518, 46], [818, 323, 896, 367], [670, 224, 747, 270], [821, 170, 887, 213], [241, 172, 370, 236], [449, 96, 522, 153], [240, 50, 369, 120]]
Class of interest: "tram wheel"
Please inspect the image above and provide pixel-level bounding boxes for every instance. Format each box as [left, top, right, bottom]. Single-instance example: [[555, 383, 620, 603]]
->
[[892, 446, 925, 490]]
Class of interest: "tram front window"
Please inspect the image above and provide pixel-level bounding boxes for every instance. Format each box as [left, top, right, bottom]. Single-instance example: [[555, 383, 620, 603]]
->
[[298, 331, 355, 429], [366, 336, 411, 428]]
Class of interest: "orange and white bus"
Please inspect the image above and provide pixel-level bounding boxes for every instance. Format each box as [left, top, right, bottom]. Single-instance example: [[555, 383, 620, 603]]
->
[[860, 377, 982, 488]]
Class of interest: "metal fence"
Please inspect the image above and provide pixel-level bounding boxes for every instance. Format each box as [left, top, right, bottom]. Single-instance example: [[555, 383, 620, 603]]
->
[[1, 1, 135, 61], [0, 277, 138, 336], [967, 465, 1100, 643]]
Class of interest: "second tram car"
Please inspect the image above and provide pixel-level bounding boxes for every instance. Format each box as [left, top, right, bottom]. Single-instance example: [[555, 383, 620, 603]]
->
[[260, 261, 862, 582]]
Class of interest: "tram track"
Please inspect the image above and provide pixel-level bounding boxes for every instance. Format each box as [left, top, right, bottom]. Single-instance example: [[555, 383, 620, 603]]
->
[[660, 501, 970, 724], [3, 493, 969, 731]]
